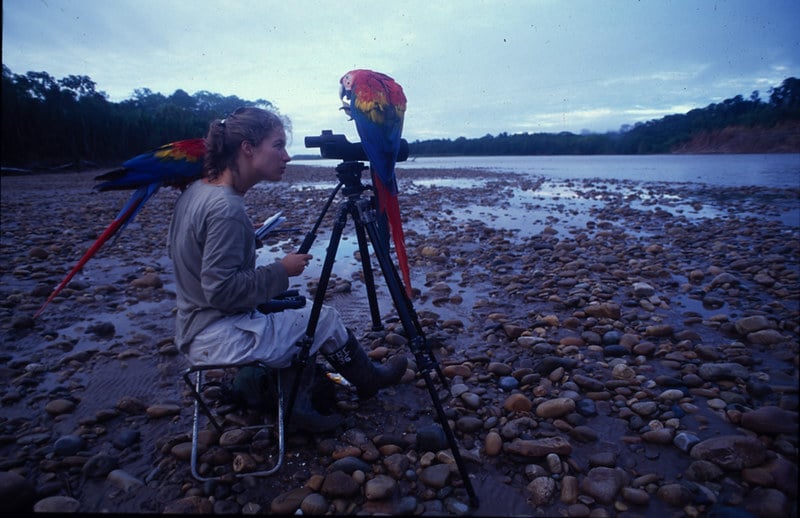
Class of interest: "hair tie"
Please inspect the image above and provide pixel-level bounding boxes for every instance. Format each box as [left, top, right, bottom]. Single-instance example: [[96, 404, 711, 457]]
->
[[219, 119, 226, 127]]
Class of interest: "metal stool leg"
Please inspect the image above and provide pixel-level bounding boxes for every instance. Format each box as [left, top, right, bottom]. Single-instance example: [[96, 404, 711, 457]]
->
[[183, 363, 285, 481]]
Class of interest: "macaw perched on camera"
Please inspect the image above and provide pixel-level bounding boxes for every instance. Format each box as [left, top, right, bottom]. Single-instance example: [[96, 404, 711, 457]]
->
[[339, 69, 411, 296], [34, 138, 206, 318]]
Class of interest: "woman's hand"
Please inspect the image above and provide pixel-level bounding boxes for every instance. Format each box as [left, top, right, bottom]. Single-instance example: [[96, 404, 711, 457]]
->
[[280, 253, 312, 277]]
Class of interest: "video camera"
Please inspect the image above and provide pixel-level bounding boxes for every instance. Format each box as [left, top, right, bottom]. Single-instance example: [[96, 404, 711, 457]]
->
[[304, 130, 409, 162]]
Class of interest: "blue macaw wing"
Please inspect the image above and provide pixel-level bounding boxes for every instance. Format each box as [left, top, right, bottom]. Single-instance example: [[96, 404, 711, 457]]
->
[[34, 139, 205, 318]]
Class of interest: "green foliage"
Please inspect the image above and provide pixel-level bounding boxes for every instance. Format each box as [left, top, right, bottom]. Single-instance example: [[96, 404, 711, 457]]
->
[[2, 66, 797, 165], [409, 77, 800, 156], [1, 65, 274, 167]]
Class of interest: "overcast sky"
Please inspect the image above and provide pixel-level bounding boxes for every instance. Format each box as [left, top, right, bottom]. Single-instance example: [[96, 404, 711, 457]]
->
[[3, 0, 799, 155]]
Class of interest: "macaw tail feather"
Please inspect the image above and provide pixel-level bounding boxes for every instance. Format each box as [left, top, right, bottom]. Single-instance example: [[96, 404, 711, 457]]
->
[[373, 174, 412, 297], [33, 186, 155, 318]]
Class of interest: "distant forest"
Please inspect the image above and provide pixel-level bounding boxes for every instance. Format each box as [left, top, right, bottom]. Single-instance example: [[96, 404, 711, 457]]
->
[[2, 64, 798, 168], [411, 77, 799, 156]]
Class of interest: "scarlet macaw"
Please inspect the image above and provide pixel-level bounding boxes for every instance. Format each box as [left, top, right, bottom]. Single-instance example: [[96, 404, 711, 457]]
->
[[34, 138, 205, 318], [339, 69, 411, 296]]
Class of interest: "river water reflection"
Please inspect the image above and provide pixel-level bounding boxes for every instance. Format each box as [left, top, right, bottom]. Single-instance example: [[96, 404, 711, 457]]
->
[[296, 153, 800, 187], [396, 153, 800, 188]]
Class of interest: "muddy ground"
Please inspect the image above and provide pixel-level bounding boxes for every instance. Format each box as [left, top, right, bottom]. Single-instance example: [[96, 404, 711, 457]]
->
[[1, 164, 798, 516]]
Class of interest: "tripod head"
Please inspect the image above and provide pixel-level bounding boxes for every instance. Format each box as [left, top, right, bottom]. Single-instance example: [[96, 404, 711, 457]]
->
[[335, 161, 370, 198]]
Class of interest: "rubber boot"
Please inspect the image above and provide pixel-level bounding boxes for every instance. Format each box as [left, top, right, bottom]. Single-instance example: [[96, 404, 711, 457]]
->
[[281, 362, 343, 433], [324, 330, 408, 400]]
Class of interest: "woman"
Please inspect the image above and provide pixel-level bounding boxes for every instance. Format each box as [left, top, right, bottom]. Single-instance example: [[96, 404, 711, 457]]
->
[[168, 107, 407, 431]]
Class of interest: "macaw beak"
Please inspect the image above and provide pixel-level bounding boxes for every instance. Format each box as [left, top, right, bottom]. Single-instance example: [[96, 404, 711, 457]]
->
[[339, 84, 352, 118]]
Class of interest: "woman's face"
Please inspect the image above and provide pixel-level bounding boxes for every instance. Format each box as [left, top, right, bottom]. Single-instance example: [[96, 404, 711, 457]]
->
[[245, 127, 291, 185]]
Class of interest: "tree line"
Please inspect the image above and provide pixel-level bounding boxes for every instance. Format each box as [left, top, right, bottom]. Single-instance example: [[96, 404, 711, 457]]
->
[[1, 65, 273, 167], [2, 65, 798, 168], [409, 77, 799, 155]]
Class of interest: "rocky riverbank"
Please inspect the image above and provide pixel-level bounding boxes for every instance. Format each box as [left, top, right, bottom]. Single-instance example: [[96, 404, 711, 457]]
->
[[1, 165, 798, 516]]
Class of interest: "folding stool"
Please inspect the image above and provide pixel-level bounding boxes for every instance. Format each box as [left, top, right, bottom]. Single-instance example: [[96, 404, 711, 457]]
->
[[181, 360, 285, 481]]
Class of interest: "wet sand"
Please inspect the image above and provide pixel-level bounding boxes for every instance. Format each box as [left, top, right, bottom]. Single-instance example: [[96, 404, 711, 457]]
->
[[1, 164, 798, 516]]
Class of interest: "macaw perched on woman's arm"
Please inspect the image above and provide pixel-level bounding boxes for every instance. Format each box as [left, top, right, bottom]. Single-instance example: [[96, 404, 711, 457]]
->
[[34, 138, 206, 318], [339, 69, 412, 296]]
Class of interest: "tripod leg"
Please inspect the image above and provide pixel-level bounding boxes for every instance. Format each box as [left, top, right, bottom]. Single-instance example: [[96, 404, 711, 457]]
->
[[355, 201, 448, 387], [286, 202, 349, 424], [353, 213, 384, 331], [353, 199, 479, 507]]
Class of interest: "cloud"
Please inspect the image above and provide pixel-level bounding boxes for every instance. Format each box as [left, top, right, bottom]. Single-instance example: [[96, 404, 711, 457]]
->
[[3, 0, 799, 154]]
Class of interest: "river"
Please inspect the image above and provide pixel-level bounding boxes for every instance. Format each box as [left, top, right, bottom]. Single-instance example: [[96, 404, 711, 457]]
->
[[296, 153, 800, 188], [290, 154, 799, 232]]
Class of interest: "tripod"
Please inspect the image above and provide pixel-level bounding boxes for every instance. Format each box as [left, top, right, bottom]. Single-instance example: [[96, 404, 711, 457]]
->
[[286, 160, 479, 507]]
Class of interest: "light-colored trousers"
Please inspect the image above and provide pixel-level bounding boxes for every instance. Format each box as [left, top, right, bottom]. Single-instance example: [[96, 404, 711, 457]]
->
[[186, 299, 348, 368]]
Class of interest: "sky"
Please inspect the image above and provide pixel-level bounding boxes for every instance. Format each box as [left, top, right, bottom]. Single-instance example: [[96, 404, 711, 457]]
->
[[3, 0, 799, 155]]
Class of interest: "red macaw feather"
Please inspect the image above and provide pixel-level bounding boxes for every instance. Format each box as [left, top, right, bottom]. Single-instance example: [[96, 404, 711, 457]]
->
[[33, 192, 148, 318], [372, 171, 410, 297], [34, 138, 205, 318]]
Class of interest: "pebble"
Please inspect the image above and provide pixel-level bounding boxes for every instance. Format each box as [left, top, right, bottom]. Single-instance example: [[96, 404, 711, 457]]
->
[[460, 391, 481, 408], [488, 362, 513, 376], [321, 470, 360, 498], [560, 475, 579, 504], [365, 474, 397, 500], [112, 429, 141, 449], [419, 463, 453, 489], [54, 434, 85, 456], [535, 397, 575, 418], [130, 273, 163, 289], [270, 487, 311, 514], [416, 424, 449, 452], [328, 455, 371, 474], [145, 403, 181, 418], [300, 492, 329, 514], [527, 476, 557, 506], [503, 393, 532, 412], [45, 399, 76, 416], [580, 467, 625, 505], [498, 375, 519, 390], [505, 437, 572, 457], [740, 406, 799, 435], [481, 431, 503, 457], [672, 431, 701, 453], [456, 416, 483, 433], [690, 435, 768, 470], [33, 495, 81, 513]]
